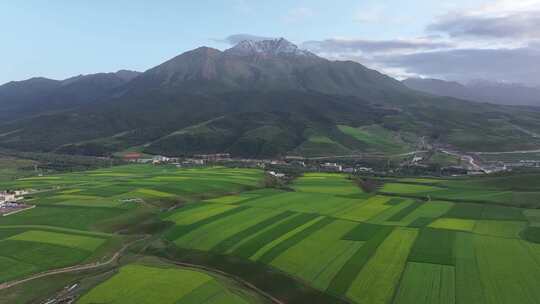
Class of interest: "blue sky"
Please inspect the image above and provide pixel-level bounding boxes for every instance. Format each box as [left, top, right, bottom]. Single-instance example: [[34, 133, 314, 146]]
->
[[2, 0, 539, 85]]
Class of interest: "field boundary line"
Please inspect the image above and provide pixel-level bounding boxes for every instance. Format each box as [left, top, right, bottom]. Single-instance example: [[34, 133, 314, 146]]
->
[[377, 192, 531, 209], [168, 260, 285, 304], [0, 225, 112, 238], [0, 235, 148, 290]]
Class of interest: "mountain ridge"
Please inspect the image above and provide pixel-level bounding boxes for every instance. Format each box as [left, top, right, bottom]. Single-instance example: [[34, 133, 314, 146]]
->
[[1, 39, 540, 157], [403, 77, 540, 106], [0, 70, 141, 122]]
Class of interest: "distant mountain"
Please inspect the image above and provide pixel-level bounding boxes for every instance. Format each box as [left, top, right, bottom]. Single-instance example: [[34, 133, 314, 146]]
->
[[0, 70, 140, 121], [403, 78, 540, 106], [1, 39, 540, 157], [125, 38, 406, 98]]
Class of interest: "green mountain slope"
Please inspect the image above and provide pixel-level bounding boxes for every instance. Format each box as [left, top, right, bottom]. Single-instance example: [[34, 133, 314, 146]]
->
[[1, 39, 540, 157]]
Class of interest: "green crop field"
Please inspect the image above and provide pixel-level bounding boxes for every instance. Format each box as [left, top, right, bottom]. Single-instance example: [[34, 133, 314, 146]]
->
[[0, 165, 263, 292], [380, 174, 540, 208], [156, 170, 540, 304], [77, 264, 261, 304], [2, 164, 540, 304], [0, 228, 113, 283]]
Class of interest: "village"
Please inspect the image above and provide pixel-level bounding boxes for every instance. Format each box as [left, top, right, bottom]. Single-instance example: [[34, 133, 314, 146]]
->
[[120, 150, 522, 179], [0, 189, 33, 216]]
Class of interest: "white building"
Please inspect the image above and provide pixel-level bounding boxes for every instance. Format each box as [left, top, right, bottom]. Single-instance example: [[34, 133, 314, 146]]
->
[[152, 155, 171, 164], [357, 167, 373, 173], [0, 192, 17, 206], [412, 156, 423, 163], [268, 171, 285, 178], [320, 163, 343, 172]]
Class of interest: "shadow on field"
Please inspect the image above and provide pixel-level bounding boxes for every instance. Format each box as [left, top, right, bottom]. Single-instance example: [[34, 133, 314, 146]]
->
[[146, 242, 352, 304]]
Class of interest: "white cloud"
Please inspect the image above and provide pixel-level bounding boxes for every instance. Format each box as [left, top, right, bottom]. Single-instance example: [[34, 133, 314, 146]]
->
[[219, 1, 540, 84], [378, 45, 540, 85], [302, 38, 452, 55], [218, 34, 275, 45], [429, 0, 540, 42], [319, 0, 540, 84]]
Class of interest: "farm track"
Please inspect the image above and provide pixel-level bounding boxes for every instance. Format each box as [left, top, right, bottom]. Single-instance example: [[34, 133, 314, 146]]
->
[[0, 234, 285, 304], [0, 235, 149, 291]]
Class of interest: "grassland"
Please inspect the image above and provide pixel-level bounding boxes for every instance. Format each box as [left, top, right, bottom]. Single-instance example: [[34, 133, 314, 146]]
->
[[294, 135, 352, 157], [337, 125, 412, 154], [3, 165, 540, 304], [0, 156, 37, 181]]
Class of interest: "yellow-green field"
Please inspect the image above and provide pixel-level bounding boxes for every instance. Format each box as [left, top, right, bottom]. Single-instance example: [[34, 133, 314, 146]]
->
[[78, 264, 259, 304]]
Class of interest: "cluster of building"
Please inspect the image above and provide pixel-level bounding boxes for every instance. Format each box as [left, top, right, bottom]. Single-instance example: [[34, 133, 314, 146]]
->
[[0, 190, 27, 205], [122, 152, 380, 175], [506, 160, 540, 168], [318, 162, 373, 174], [123, 153, 231, 166], [0, 190, 31, 216]]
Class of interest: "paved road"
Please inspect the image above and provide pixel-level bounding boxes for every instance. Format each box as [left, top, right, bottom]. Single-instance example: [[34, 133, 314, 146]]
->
[[471, 149, 540, 155]]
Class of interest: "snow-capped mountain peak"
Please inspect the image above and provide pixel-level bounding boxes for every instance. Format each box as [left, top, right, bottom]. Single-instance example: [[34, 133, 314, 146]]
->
[[226, 38, 317, 57]]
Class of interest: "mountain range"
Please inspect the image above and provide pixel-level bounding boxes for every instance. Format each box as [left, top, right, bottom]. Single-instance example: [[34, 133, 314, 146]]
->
[[403, 78, 540, 107], [0, 70, 140, 122], [1, 38, 540, 158]]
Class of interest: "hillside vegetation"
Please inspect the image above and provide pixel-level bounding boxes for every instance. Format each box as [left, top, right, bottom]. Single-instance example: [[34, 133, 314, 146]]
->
[[1, 39, 540, 157]]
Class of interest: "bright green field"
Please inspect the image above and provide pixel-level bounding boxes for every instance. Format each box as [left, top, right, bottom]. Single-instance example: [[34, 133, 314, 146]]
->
[[77, 264, 258, 304]]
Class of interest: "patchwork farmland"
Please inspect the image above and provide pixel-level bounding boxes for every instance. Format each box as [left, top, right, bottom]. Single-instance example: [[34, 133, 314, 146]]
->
[[2, 165, 540, 304]]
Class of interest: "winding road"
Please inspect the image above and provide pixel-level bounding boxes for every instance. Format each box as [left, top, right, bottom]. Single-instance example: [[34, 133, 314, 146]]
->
[[440, 149, 486, 172], [0, 236, 283, 304]]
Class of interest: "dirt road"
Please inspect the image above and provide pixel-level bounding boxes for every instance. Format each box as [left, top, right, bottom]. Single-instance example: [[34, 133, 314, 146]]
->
[[0, 236, 146, 291]]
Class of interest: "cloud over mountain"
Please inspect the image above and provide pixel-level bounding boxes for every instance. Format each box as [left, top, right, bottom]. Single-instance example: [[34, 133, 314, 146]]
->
[[428, 11, 540, 40], [380, 45, 540, 85], [302, 39, 452, 54], [306, 1, 540, 85], [216, 1, 540, 85], [219, 34, 276, 45]]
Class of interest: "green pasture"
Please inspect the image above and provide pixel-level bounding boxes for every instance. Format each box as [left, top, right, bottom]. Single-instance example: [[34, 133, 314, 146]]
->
[[337, 124, 411, 154]]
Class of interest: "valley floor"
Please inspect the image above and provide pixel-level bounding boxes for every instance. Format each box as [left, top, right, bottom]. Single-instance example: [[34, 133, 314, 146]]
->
[[1, 164, 540, 304]]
